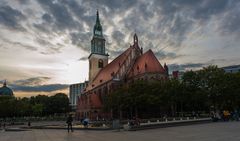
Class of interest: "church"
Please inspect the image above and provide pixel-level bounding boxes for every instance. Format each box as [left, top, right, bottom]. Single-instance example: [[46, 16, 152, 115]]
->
[[76, 11, 168, 119]]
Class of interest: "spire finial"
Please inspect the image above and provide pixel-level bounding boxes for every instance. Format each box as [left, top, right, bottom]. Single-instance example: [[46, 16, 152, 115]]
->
[[133, 33, 138, 45], [96, 9, 100, 24]]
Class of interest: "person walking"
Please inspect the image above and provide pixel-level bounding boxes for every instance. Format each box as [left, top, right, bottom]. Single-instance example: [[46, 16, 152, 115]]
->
[[66, 114, 73, 132]]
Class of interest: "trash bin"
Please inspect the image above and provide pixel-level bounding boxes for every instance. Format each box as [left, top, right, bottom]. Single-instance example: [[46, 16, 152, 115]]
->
[[112, 120, 120, 129]]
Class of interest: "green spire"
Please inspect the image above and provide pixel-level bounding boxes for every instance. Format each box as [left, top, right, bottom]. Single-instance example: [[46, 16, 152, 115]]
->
[[94, 10, 102, 36], [96, 10, 100, 25]]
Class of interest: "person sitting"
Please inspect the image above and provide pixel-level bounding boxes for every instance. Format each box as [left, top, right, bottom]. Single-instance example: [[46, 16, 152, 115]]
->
[[83, 117, 89, 128]]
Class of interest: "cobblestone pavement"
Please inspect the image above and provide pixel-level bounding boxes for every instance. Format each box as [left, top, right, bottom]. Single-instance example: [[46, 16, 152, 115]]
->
[[1, 122, 240, 141]]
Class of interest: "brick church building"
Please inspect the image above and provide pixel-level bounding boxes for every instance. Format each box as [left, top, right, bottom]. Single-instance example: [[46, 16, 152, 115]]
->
[[76, 11, 168, 120]]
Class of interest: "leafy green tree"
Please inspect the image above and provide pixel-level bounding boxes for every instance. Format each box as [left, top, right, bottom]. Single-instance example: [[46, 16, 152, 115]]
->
[[49, 93, 70, 114], [32, 104, 44, 116]]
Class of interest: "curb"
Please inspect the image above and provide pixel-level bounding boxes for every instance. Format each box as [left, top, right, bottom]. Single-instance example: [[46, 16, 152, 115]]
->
[[128, 119, 212, 131], [22, 126, 113, 131], [3, 128, 30, 132]]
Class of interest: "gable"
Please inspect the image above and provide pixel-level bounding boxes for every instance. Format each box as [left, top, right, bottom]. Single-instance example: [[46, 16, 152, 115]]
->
[[128, 49, 166, 78]]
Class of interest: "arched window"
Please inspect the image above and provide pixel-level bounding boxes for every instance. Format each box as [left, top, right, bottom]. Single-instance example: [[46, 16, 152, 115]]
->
[[98, 59, 103, 68]]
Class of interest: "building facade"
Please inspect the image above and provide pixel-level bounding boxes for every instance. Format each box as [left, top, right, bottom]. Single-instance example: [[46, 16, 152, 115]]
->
[[76, 11, 168, 120], [222, 65, 240, 73], [170, 70, 185, 80], [69, 81, 88, 109]]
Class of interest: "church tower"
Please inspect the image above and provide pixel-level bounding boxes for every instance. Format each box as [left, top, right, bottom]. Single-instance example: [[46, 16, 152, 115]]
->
[[89, 10, 108, 82]]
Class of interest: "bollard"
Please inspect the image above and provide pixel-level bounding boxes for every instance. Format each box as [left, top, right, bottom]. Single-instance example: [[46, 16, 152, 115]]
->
[[102, 123, 106, 128], [123, 124, 130, 131]]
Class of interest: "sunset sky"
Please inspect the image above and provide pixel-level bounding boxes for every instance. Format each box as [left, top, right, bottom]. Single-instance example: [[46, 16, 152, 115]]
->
[[0, 0, 240, 97]]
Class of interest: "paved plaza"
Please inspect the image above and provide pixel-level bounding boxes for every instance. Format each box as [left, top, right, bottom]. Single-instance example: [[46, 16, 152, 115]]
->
[[1, 121, 240, 141]]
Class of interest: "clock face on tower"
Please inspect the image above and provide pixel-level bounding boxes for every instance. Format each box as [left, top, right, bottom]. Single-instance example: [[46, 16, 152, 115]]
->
[[95, 30, 101, 35]]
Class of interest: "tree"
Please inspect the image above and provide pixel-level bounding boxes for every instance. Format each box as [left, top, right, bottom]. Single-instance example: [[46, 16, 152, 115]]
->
[[49, 93, 70, 114], [32, 104, 44, 116]]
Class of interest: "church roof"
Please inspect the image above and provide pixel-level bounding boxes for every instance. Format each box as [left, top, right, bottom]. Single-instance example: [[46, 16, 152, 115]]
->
[[85, 46, 166, 92], [128, 49, 165, 77], [86, 46, 133, 91]]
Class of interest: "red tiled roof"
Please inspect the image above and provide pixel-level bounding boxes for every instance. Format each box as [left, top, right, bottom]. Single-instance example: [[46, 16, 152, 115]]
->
[[128, 49, 165, 77], [85, 46, 134, 91]]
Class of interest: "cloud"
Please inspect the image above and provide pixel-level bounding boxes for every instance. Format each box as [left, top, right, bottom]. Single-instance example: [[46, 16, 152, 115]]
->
[[36, 0, 84, 32], [1, 0, 240, 88], [98, 0, 136, 11], [0, 38, 38, 51], [42, 13, 53, 23], [7, 77, 68, 92], [10, 83, 68, 92], [35, 38, 63, 55], [111, 30, 125, 45], [32, 0, 240, 58], [61, 0, 86, 20], [69, 32, 92, 52], [155, 51, 185, 60], [14, 77, 51, 86], [78, 56, 88, 61], [0, 5, 26, 30], [156, 0, 228, 20], [168, 63, 205, 72], [220, 2, 240, 37]]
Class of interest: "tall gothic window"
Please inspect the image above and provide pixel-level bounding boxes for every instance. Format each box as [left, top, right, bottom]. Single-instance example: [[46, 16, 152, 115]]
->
[[98, 59, 103, 68]]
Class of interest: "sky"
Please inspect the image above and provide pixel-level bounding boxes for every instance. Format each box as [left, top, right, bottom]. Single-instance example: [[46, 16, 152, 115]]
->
[[0, 0, 240, 97]]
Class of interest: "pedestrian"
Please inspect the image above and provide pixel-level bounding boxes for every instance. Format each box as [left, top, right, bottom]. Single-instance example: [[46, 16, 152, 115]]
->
[[66, 114, 73, 132], [28, 121, 31, 127]]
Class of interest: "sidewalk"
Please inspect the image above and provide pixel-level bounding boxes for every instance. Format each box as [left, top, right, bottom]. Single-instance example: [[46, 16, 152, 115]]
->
[[4, 117, 212, 131], [1, 122, 240, 141]]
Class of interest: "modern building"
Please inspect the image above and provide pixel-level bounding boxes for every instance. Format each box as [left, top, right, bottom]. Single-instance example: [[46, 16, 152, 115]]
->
[[170, 70, 185, 80], [222, 65, 240, 73], [69, 81, 88, 110], [76, 11, 168, 119], [0, 80, 14, 96]]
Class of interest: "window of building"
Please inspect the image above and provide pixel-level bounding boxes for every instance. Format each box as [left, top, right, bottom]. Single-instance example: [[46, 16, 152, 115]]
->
[[98, 59, 103, 68]]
